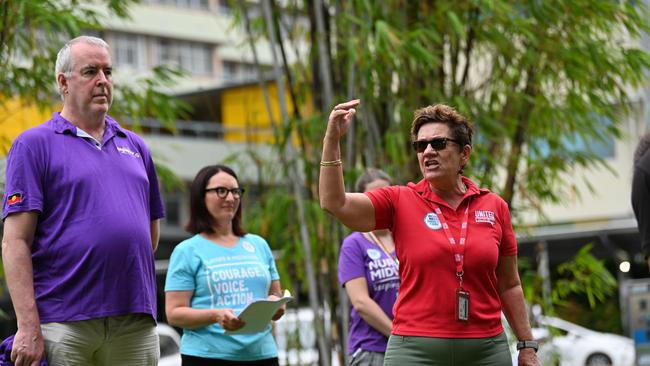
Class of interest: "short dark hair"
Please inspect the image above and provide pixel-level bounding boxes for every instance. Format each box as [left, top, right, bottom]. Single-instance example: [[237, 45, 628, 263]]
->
[[410, 104, 474, 151], [355, 168, 392, 193], [185, 164, 247, 236]]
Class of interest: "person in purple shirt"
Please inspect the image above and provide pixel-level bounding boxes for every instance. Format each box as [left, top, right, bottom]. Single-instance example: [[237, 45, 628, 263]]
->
[[1, 36, 164, 366], [338, 168, 399, 366]]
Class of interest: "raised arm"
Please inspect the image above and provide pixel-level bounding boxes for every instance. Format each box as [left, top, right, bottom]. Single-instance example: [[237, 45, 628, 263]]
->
[[2, 211, 46, 365], [319, 99, 376, 232]]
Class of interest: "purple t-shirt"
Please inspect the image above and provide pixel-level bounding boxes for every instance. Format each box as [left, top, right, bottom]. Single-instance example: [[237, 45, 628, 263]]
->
[[338, 232, 399, 354], [2, 113, 165, 323]]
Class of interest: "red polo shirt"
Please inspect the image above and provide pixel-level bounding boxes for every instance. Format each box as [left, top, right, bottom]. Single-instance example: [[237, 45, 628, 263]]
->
[[365, 177, 517, 338]]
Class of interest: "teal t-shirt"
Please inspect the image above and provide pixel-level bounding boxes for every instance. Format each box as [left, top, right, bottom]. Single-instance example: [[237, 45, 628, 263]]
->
[[165, 233, 280, 360]]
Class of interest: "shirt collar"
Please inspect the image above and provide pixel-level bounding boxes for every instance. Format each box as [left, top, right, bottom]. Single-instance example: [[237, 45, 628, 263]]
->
[[52, 112, 127, 138], [407, 176, 488, 206]]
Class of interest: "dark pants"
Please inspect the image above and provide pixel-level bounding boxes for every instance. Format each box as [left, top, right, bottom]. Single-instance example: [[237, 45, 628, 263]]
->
[[383, 332, 512, 366], [181, 354, 280, 366]]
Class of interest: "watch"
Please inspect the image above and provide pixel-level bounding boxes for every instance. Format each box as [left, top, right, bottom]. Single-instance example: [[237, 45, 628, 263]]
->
[[516, 340, 539, 352]]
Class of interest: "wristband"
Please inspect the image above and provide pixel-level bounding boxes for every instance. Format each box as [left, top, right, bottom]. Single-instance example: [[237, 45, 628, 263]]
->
[[516, 340, 539, 352]]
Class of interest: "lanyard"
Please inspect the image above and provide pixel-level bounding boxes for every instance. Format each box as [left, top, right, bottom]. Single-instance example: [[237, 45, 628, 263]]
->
[[431, 198, 471, 288], [367, 231, 399, 269]]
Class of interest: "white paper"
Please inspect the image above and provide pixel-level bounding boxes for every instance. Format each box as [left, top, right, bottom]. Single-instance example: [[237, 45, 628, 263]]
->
[[225, 290, 293, 335]]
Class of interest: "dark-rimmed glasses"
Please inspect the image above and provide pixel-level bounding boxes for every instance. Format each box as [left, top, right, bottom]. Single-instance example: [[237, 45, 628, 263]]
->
[[205, 187, 245, 198], [412, 137, 460, 153]]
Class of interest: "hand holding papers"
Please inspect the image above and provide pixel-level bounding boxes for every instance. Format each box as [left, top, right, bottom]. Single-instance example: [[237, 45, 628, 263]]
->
[[225, 290, 293, 335]]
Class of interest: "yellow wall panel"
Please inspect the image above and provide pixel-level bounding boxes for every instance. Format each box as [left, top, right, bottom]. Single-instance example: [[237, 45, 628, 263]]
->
[[0, 98, 58, 155], [221, 83, 313, 144]]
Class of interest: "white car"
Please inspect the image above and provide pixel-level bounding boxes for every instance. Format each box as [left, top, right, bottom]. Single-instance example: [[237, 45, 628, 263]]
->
[[157, 323, 182, 366], [533, 315, 635, 366]]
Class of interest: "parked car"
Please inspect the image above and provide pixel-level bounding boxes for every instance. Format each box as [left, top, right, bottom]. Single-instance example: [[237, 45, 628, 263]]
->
[[274, 307, 341, 366], [532, 315, 635, 366], [157, 323, 182, 366]]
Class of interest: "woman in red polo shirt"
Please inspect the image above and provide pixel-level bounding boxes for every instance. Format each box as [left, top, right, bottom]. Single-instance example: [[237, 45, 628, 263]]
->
[[319, 100, 539, 366]]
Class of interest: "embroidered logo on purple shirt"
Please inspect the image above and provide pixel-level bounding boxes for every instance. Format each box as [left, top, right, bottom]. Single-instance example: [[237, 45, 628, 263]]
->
[[6, 193, 23, 206], [116, 146, 141, 158]]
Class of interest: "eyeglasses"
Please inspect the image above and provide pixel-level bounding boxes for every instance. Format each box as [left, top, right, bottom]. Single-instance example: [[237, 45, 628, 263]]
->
[[412, 137, 461, 153], [205, 187, 245, 198]]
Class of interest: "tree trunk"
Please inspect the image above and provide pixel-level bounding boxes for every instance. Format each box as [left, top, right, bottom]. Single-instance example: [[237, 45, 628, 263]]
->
[[260, 2, 331, 366], [501, 68, 537, 207]]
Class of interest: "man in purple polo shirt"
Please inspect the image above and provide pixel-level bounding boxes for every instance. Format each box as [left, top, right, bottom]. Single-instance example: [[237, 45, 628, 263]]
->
[[1, 35, 164, 366]]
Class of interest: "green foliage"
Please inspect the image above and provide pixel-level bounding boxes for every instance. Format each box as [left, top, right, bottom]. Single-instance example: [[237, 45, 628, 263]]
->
[[1, 0, 127, 109], [111, 65, 191, 133], [0, 0, 189, 126], [553, 243, 618, 309], [0, 0, 190, 185], [233, 1, 647, 359], [519, 243, 620, 333]]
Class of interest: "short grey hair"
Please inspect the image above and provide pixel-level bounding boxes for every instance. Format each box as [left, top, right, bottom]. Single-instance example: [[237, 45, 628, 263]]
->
[[55, 36, 110, 97], [355, 168, 392, 193]]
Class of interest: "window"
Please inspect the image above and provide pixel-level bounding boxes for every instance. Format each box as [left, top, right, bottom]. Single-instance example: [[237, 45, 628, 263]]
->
[[148, 0, 209, 10], [158, 333, 179, 358], [113, 33, 144, 70], [222, 61, 239, 82], [531, 114, 616, 160], [219, 0, 233, 14], [221, 61, 263, 83], [155, 38, 212, 75]]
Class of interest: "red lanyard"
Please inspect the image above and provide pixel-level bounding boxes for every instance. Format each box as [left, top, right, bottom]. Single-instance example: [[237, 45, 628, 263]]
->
[[431, 198, 471, 287]]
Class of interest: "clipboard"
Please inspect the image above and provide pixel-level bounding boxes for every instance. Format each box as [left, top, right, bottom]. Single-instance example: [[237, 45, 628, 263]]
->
[[225, 290, 293, 335]]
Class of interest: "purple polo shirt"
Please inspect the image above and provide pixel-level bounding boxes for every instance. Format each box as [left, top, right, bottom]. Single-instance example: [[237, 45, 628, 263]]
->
[[338, 232, 399, 354], [2, 113, 165, 323]]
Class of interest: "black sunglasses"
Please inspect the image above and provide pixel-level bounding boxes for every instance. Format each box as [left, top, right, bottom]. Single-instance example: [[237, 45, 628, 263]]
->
[[412, 137, 461, 153], [205, 186, 245, 198]]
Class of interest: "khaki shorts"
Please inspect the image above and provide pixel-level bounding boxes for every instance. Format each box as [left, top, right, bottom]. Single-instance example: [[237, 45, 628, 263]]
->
[[383, 332, 512, 366], [41, 313, 159, 366]]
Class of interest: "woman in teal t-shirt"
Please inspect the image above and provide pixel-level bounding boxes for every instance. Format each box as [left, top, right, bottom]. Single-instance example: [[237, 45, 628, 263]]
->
[[165, 164, 285, 366]]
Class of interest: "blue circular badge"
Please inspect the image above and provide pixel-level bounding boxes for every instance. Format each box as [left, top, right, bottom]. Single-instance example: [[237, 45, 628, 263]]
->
[[424, 212, 442, 230], [367, 249, 382, 260]]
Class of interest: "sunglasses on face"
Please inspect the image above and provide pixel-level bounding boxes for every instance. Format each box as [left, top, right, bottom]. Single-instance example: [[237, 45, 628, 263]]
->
[[412, 137, 461, 153], [205, 186, 245, 198]]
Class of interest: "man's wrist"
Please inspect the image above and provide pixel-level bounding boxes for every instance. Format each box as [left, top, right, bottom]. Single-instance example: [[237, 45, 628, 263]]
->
[[516, 340, 539, 352]]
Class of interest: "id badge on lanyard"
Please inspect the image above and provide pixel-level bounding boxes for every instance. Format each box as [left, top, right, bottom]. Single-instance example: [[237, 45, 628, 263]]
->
[[433, 198, 472, 322], [456, 287, 470, 322]]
